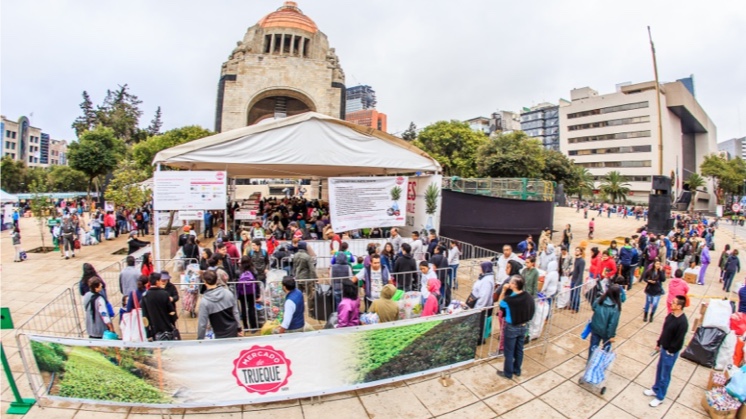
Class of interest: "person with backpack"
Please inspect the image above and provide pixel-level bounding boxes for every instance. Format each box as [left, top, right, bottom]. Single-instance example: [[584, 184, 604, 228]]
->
[[330, 252, 353, 311], [643, 260, 666, 322], [723, 250, 742, 293], [293, 241, 316, 284], [589, 284, 622, 358], [135, 209, 146, 237], [236, 256, 259, 330], [247, 239, 270, 284], [60, 217, 77, 259], [82, 277, 115, 339], [181, 234, 200, 263]]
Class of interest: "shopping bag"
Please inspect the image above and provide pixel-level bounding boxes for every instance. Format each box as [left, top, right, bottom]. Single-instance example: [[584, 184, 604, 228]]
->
[[556, 276, 571, 309], [103, 330, 119, 340], [528, 300, 549, 339], [681, 326, 728, 367], [703, 299, 733, 332], [483, 316, 493, 341], [19, 250, 27, 261], [726, 370, 746, 402], [581, 321, 592, 340], [121, 293, 147, 342], [716, 331, 738, 370], [583, 346, 616, 385], [74, 239, 81, 250], [731, 313, 746, 336]]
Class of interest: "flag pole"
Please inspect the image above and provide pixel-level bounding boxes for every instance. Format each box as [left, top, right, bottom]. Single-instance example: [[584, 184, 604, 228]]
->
[[648, 26, 664, 176]]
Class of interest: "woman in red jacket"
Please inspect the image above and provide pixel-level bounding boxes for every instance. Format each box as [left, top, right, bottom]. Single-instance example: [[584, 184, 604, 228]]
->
[[600, 249, 618, 280], [589, 247, 602, 279], [104, 211, 116, 240]]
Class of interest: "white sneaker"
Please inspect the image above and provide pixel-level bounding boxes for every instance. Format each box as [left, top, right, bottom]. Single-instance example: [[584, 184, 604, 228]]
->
[[643, 389, 656, 397], [649, 398, 663, 407]]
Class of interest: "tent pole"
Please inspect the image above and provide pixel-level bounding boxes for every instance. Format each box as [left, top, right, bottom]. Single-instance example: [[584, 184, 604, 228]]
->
[[154, 163, 161, 271]]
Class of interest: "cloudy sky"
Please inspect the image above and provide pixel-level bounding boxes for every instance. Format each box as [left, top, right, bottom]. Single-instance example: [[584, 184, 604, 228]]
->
[[2, 0, 745, 142]]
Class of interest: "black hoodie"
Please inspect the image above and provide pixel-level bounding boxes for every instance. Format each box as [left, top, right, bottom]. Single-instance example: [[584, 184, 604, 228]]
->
[[393, 253, 418, 292]]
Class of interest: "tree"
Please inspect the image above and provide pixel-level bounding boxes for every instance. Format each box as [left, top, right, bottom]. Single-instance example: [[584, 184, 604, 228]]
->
[[67, 126, 126, 202], [542, 149, 578, 185], [414, 120, 488, 177], [47, 166, 89, 192], [96, 84, 144, 144], [566, 166, 595, 202], [147, 106, 163, 136], [71, 91, 97, 138], [104, 160, 152, 212], [28, 180, 56, 250], [401, 122, 417, 142], [132, 125, 213, 176], [24, 167, 49, 192], [1, 156, 26, 193], [475, 131, 546, 178], [600, 171, 631, 204], [700, 154, 746, 205]]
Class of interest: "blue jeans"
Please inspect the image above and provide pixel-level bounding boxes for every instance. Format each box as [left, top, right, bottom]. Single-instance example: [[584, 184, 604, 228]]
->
[[589, 332, 612, 358], [449, 264, 459, 289], [92, 226, 101, 243], [645, 294, 661, 316], [724, 271, 737, 292], [503, 323, 527, 378], [570, 282, 582, 311], [652, 350, 679, 400]]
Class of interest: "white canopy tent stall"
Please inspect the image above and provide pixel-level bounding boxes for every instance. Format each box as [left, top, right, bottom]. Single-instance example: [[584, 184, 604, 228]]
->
[[1, 190, 19, 203], [151, 112, 441, 262]]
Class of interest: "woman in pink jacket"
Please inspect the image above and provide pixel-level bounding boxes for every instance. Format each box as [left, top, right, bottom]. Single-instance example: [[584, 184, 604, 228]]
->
[[337, 279, 360, 327], [667, 268, 690, 314], [422, 278, 442, 317]]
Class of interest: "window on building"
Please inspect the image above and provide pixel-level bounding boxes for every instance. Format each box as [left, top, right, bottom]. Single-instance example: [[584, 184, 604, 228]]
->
[[5, 130, 9, 138], [292, 36, 301, 56], [569, 145, 652, 156], [283, 34, 292, 54], [303, 38, 310, 57], [576, 160, 652, 168], [12, 132, 16, 139], [273, 34, 282, 53], [567, 101, 649, 119], [568, 115, 650, 131], [264, 35, 272, 54], [568, 130, 651, 144]]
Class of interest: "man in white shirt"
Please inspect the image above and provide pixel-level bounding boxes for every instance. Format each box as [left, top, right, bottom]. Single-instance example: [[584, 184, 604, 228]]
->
[[356, 254, 392, 311], [496, 245, 525, 285], [410, 231, 425, 261], [390, 228, 403, 254]]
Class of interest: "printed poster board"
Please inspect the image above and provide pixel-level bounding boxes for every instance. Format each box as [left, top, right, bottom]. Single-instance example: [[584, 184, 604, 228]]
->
[[153, 171, 227, 211], [328, 176, 408, 233]]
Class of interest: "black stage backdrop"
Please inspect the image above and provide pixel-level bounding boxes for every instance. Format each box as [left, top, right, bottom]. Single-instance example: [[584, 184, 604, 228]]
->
[[440, 189, 554, 253]]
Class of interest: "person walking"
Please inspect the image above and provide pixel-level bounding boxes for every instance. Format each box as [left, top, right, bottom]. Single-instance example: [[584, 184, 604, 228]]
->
[[496, 275, 536, 379], [719, 244, 732, 282], [570, 247, 586, 313], [643, 260, 666, 322], [588, 218, 595, 239], [11, 226, 22, 262], [723, 250, 741, 293], [644, 295, 688, 407], [562, 224, 573, 250], [588, 284, 622, 358]]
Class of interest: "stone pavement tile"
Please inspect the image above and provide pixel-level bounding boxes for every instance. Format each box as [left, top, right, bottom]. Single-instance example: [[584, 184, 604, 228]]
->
[[525, 343, 575, 369], [553, 333, 590, 355], [17, 405, 78, 419], [554, 356, 587, 378], [689, 365, 714, 389], [634, 362, 686, 400], [591, 403, 636, 419], [300, 397, 367, 419], [482, 385, 533, 416], [666, 402, 708, 419], [671, 358, 698, 382], [629, 329, 661, 348], [610, 382, 670, 419], [676, 383, 709, 413], [298, 389, 358, 404], [499, 398, 565, 419], [614, 322, 641, 339], [572, 370, 629, 402], [616, 340, 656, 361], [359, 386, 431, 419], [128, 406, 183, 416], [75, 404, 130, 414], [244, 406, 303, 419], [609, 354, 648, 380], [541, 380, 606, 418], [521, 370, 565, 396], [243, 398, 300, 411], [489, 356, 546, 383], [408, 376, 479, 416], [72, 412, 130, 419], [355, 380, 406, 397], [434, 401, 497, 419], [451, 362, 516, 399]]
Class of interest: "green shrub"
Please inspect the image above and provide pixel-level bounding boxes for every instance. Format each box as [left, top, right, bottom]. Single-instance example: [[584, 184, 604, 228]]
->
[[31, 341, 65, 373]]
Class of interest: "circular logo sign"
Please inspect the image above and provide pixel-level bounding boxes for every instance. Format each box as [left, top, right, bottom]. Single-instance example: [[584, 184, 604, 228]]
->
[[733, 204, 742, 213], [396, 176, 405, 185], [216, 172, 225, 181], [232, 345, 292, 395]]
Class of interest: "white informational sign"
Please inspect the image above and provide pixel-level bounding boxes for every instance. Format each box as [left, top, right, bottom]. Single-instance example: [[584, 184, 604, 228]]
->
[[234, 209, 258, 220], [328, 176, 408, 233], [153, 171, 227, 211], [178, 210, 205, 221], [157, 213, 171, 229], [104, 201, 115, 212], [716, 205, 723, 218], [404, 175, 443, 235], [3, 204, 12, 224]]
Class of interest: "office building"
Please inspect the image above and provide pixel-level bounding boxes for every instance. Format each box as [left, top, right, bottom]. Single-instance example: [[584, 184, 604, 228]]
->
[[345, 109, 387, 132], [558, 80, 717, 209], [718, 137, 746, 160], [2, 115, 68, 168], [344, 85, 388, 131], [466, 111, 521, 136], [520, 103, 560, 151]]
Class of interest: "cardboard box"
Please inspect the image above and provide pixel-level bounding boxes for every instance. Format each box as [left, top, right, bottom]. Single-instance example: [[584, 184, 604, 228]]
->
[[692, 317, 702, 332], [702, 394, 739, 419], [685, 272, 698, 284], [702, 302, 710, 316]]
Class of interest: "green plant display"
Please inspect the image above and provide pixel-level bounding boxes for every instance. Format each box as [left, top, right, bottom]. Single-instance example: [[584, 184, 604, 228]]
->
[[390, 186, 402, 201], [58, 346, 166, 403], [31, 341, 67, 373], [354, 321, 440, 380], [424, 183, 439, 215]]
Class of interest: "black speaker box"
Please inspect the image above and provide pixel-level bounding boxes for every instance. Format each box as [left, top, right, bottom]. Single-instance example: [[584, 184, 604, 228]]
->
[[652, 175, 671, 194], [648, 194, 672, 235]]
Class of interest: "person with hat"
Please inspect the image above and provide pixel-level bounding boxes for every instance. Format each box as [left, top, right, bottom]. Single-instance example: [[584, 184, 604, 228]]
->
[[178, 225, 191, 247], [127, 230, 150, 255], [160, 270, 180, 304]]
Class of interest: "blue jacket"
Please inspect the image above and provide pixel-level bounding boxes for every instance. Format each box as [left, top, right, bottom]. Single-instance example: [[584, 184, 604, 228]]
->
[[286, 289, 305, 330], [618, 245, 633, 266], [591, 297, 620, 340]]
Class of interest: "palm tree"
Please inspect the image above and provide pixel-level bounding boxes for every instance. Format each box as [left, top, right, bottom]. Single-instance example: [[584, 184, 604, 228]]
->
[[573, 167, 595, 202], [600, 171, 631, 204], [685, 173, 706, 214]]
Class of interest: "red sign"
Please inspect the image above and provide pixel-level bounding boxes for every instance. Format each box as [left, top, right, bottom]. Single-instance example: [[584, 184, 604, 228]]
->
[[216, 172, 225, 181], [396, 176, 405, 185], [232, 345, 292, 395]]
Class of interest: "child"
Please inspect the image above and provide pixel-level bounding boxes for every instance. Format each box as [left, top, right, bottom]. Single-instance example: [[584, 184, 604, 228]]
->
[[421, 278, 441, 317], [351, 256, 365, 276]]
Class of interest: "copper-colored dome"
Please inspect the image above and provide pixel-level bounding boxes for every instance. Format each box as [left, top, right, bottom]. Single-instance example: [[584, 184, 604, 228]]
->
[[258, 1, 318, 34]]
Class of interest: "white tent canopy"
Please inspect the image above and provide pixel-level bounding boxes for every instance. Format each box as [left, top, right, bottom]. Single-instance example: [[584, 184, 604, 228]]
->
[[152, 112, 441, 178], [0, 189, 18, 203]]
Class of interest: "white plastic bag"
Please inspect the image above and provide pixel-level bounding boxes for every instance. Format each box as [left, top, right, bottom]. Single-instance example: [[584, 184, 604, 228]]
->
[[528, 300, 549, 339], [556, 276, 571, 309], [704, 299, 733, 332], [717, 331, 738, 370]]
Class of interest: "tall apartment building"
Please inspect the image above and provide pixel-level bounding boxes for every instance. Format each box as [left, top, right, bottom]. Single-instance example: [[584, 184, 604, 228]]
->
[[344, 85, 388, 132], [558, 80, 717, 210], [520, 103, 560, 151], [718, 137, 746, 160], [466, 111, 521, 136], [1, 115, 68, 168]]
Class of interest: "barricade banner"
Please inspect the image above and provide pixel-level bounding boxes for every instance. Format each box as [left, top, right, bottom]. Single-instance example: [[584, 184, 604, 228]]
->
[[328, 176, 408, 233], [27, 310, 480, 407]]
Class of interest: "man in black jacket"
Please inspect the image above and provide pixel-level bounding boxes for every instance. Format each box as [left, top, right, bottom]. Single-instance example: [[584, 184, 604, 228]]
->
[[393, 243, 418, 292], [496, 275, 536, 379], [644, 295, 688, 408], [141, 273, 178, 340]]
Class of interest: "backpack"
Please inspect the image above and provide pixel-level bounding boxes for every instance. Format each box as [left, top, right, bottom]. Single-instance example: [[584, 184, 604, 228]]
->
[[135, 213, 143, 222], [646, 245, 658, 262], [237, 271, 256, 296]]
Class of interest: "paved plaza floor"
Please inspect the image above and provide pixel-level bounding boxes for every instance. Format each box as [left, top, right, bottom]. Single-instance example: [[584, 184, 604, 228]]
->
[[2, 207, 745, 418]]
